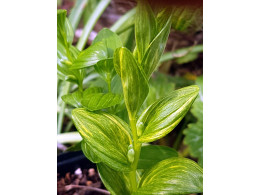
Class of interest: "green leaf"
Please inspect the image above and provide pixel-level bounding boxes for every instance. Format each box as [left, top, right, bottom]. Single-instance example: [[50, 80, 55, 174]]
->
[[72, 108, 133, 171], [57, 41, 84, 84], [72, 28, 123, 69], [66, 141, 82, 152], [97, 163, 131, 195], [196, 75, 203, 98], [191, 99, 203, 121], [65, 18, 74, 46], [133, 157, 203, 195], [81, 93, 123, 111], [61, 90, 83, 108], [159, 45, 203, 63], [83, 87, 103, 95], [72, 41, 108, 69], [57, 10, 74, 48], [171, 6, 203, 32], [141, 13, 172, 79], [135, 0, 156, 63], [137, 85, 199, 143], [183, 122, 203, 167], [183, 76, 203, 167], [140, 72, 176, 114], [94, 58, 116, 82], [57, 9, 68, 47], [114, 47, 149, 118], [111, 75, 123, 94], [92, 28, 123, 58], [81, 140, 101, 163], [138, 145, 178, 170]]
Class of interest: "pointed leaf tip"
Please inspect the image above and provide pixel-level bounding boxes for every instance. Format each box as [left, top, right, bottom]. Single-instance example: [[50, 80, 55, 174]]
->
[[137, 85, 199, 143]]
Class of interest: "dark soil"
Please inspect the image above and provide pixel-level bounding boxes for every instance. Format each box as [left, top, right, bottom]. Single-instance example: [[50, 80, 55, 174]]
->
[[57, 168, 109, 195]]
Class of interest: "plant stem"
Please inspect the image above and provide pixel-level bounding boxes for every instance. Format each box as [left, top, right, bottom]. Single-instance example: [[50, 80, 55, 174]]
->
[[76, 0, 111, 51], [129, 116, 142, 192], [107, 74, 111, 93]]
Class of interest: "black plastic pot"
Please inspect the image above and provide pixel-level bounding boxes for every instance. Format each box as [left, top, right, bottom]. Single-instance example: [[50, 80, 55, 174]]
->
[[57, 150, 96, 176]]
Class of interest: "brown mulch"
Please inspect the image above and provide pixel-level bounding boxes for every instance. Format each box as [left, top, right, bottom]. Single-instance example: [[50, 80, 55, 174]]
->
[[57, 168, 110, 195]]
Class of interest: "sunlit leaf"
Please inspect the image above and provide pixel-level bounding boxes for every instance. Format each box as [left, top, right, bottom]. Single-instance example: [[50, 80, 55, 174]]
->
[[137, 85, 199, 143], [141, 13, 172, 79], [65, 18, 74, 45], [72, 42, 108, 69], [61, 90, 83, 108], [92, 28, 123, 58], [114, 47, 149, 118], [72, 28, 123, 69], [72, 108, 133, 171], [133, 157, 203, 194], [57, 41, 84, 84], [81, 93, 123, 111], [81, 140, 101, 163], [57, 9, 68, 48], [135, 0, 156, 63]]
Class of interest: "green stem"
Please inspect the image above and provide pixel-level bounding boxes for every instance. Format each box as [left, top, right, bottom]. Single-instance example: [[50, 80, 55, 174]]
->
[[107, 74, 111, 93], [129, 116, 142, 192], [76, 0, 111, 51]]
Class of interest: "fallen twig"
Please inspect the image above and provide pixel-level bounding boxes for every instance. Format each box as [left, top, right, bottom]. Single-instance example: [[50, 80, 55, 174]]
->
[[65, 184, 111, 195]]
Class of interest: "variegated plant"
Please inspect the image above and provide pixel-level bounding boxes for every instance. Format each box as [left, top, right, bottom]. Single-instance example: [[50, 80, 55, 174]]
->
[[57, 0, 203, 194]]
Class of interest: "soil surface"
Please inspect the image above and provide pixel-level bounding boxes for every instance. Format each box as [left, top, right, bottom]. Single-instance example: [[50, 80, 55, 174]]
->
[[57, 168, 109, 195]]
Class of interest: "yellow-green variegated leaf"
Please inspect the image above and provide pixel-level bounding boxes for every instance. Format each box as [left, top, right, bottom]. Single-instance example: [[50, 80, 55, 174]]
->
[[72, 108, 133, 171], [141, 12, 172, 79], [97, 163, 131, 195], [133, 157, 203, 195], [81, 141, 101, 163], [114, 47, 149, 118], [65, 18, 74, 46], [137, 85, 199, 143], [135, 0, 156, 63], [171, 5, 203, 32], [83, 87, 103, 95], [57, 9, 68, 48], [81, 93, 123, 111], [57, 10, 74, 48]]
